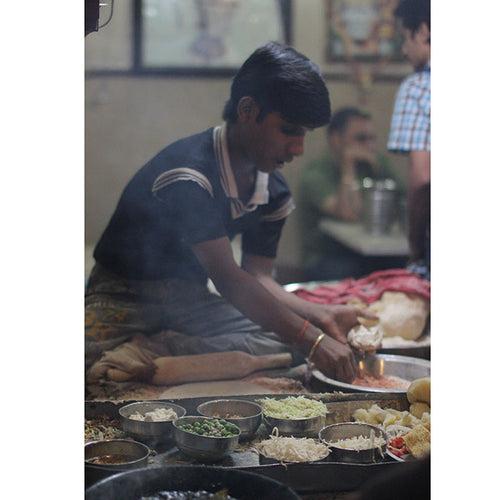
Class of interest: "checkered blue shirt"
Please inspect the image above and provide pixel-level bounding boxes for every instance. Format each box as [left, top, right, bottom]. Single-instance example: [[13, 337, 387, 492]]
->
[[388, 66, 430, 152]]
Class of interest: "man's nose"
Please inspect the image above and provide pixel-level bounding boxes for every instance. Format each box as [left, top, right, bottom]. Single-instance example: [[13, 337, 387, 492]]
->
[[288, 136, 304, 157]]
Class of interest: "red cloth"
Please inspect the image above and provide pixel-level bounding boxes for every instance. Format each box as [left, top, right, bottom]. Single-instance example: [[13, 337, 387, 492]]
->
[[294, 269, 430, 305]]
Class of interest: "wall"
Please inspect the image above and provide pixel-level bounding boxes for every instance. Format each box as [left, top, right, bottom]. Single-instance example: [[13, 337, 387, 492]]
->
[[85, 0, 411, 270]]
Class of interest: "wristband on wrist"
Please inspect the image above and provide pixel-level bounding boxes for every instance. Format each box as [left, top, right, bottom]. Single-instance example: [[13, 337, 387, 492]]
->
[[307, 333, 325, 362], [295, 319, 310, 346]]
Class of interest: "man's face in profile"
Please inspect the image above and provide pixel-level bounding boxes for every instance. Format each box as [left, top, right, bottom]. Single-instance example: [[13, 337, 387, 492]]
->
[[401, 24, 430, 70]]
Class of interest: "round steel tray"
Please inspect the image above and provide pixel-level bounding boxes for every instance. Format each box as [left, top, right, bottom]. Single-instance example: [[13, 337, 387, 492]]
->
[[312, 354, 430, 393]]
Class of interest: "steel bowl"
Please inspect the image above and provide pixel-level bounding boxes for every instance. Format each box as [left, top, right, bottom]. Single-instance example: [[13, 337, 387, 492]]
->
[[85, 439, 150, 470], [119, 401, 186, 440], [319, 422, 387, 463], [262, 413, 326, 438], [196, 399, 262, 441], [312, 354, 430, 393], [173, 416, 240, 462]]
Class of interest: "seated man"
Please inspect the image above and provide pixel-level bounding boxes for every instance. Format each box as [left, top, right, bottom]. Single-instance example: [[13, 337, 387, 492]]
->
[[298, 107, 406, 281], [85, 42, 376, 384]]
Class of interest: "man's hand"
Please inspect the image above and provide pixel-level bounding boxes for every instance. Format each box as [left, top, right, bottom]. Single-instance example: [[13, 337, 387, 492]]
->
[[342, 147, 376, 174], [311, 304, 379, 344], [310, 335, 357, 383]]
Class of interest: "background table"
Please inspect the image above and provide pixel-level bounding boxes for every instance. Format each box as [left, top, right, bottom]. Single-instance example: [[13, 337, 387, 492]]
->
[[319, 219, 409, 257]]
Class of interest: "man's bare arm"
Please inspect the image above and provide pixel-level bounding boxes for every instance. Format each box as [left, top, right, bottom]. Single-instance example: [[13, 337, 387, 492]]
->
[[191, 237, 359, 381], [241, 253, 377, 344], [192, 237, 312, 346]]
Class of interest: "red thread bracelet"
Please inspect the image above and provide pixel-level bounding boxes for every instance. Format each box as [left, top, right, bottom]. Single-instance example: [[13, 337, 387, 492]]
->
[[296, 319, 310, 345]]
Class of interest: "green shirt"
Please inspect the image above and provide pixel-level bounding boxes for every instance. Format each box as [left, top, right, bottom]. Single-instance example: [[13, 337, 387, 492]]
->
[[297, 153, 405, 268]]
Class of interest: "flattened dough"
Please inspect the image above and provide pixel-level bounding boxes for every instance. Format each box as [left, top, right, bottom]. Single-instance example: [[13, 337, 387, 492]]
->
[[368, 292, 429, 340]]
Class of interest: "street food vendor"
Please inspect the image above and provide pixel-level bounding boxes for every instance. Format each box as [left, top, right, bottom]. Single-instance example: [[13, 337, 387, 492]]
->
[[85, 42, 376, 383]]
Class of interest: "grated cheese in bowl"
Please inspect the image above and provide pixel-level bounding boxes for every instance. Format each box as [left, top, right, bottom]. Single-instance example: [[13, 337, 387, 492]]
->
[[255, 428, 330, 463], [129, 407, 178, 422], [328, 431, 386, 451]]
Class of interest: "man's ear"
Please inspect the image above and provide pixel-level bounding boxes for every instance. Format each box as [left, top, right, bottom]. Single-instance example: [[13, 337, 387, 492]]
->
[[237, 96, 260, 123], [416, 22, 430, 45]]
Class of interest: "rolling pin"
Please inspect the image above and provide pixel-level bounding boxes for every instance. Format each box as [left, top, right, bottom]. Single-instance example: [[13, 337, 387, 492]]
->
[[150, 351, 293, 386]]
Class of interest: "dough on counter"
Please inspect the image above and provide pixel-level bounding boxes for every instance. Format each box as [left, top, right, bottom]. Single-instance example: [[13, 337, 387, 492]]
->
[[410, 402, 430, 419], [367, 292, 429, 340], [407, 377, 431, 405], [357, 316, 379, 328]]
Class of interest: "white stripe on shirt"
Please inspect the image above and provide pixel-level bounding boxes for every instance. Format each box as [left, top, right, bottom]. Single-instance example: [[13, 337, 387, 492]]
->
[[152, 168, 214, 198]]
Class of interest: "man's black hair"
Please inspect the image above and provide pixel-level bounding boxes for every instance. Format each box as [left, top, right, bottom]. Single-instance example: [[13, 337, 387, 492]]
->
[[223, 42, 331, 128], [327, 107, 371, 136], [394, 0, 431, 35]]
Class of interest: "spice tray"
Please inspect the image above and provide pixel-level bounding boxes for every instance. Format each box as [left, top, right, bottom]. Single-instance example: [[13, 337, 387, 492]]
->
[[85, 392, 410, 493]]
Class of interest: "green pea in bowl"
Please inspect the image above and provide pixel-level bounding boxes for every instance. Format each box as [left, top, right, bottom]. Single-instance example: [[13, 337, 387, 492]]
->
[[172, 416, 240, 462]]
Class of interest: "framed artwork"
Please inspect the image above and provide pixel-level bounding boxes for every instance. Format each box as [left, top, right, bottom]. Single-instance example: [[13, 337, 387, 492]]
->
[[326, 0, 403, 62], [134, 0, 292, 75]]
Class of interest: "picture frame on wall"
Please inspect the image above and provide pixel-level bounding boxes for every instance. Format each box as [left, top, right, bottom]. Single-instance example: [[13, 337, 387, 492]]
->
[[326, 0, 403, 63], [134, 0, 292, 75]]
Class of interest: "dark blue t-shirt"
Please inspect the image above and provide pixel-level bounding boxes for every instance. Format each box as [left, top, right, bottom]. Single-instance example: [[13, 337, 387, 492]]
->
[[94, 126, 295, 283]]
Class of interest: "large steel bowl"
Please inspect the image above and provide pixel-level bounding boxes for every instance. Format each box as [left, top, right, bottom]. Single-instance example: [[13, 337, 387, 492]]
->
[[86, 465, 301, 500], [312, 354, 430, 393], [319, 422, 387, 463], [173, 416, 240, 462], [119, 401, 186, 440], [196, 399, 262, 441]]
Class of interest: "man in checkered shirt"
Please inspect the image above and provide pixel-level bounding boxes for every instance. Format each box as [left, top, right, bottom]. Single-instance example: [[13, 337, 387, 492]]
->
[[388, 0, 430, 274]]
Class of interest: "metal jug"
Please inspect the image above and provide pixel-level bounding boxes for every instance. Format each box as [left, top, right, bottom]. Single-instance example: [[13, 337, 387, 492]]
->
[[361, 178, 398, 235]]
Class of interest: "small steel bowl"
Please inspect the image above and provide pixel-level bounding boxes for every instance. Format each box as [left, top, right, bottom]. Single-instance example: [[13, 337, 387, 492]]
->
[[119, 401, 186, 440], [262, 413, 326, 438], [173, 416, 240, 462], [319, 422, 387, 463], [196, 399, 262, 441], [84, 439, 150, 470]]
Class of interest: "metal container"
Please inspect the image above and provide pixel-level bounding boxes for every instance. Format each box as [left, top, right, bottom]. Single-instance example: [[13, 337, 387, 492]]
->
[[319, 422, 387, 463], [173, 416, 240, 462], [119, 401, 186, 440], [86, 465, 301, 500], [312, 354, 430, 394], [362, 178, 398, 235], [85, 439, 150, 474], [262, 413, 326, 438], [398, 197, 408, 235], [197, 399, 262, 441]]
